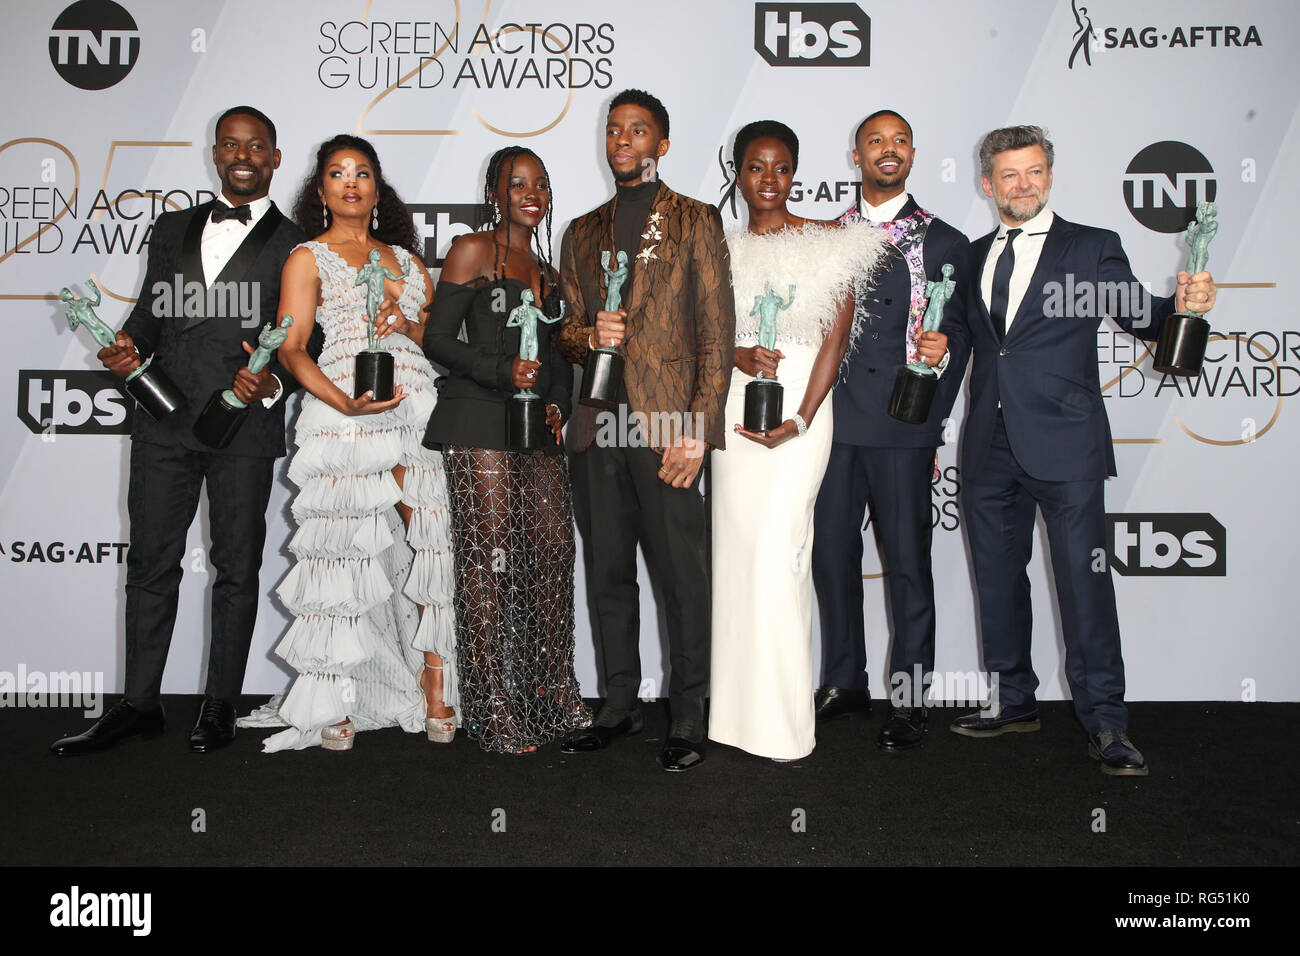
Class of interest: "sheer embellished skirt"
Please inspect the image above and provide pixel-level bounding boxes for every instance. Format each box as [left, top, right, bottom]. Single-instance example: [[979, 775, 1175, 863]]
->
[[445, 447, 590, 753]]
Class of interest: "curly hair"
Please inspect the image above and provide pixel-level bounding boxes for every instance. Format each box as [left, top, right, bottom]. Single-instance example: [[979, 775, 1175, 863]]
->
[[732, 119, 799, 174], [979, 125, 1054, 179], [292, 134, 420, 257], [609, 88, 669, 139], [480, 146, 560, 316]]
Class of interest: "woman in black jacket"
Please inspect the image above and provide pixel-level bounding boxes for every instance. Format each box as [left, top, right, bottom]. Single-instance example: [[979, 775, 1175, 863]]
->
[[422, 146, 589, 753]]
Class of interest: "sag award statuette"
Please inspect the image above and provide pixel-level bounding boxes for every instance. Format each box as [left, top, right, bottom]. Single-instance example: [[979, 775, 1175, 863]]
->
[[505, 290, 565, 450], [192, 315, 293, 449], [579, 250, 628, 409], [1154, 200, 1217, 377], [61, 278, 185, 421], [743, 282, 795, 432], [354, 249, 406, 400], [889, 263, 955, 424]]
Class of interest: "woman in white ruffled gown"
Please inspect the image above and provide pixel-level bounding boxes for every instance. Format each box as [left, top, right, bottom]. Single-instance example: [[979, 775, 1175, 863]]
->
[[239, 135, 456, 752], [709, 121, 889, 761]]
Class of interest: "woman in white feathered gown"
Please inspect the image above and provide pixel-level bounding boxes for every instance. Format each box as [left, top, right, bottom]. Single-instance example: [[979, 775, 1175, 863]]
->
[[239, 135, 457, 752], [709, 121, 888, 761]]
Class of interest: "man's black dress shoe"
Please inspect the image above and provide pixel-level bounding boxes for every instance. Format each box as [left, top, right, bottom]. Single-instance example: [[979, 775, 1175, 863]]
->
[[50, 699, 165, 756], [949, 703, 1040, 737], [658, 719, 704, 773], [813, 685, 871, 721], [1089, 730, 1148, 777], [878, 705, 928, 751], [189, 696, 237, 753], [560, 709, 643, 753]]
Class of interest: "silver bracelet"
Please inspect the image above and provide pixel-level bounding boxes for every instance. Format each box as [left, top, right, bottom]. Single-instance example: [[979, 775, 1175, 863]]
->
[[792, 413, 808, 436]]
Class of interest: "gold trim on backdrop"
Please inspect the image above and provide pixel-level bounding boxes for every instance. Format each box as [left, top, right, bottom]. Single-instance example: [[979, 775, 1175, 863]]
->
[[1217, 282, 1276, 289], [471, 24, 574, 137], [0, 137, 80, 266], [92, 141, 191, 221], [357, 0, 464, 136], [1176, 333, 1284, 445]]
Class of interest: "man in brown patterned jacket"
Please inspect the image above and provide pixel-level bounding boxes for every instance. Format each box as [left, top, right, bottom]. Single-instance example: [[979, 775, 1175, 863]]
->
[[557, 89, 736, 773]]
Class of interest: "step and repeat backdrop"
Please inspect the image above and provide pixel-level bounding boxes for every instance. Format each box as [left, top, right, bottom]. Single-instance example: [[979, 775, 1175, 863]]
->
[[2, 0, 1295, 702]]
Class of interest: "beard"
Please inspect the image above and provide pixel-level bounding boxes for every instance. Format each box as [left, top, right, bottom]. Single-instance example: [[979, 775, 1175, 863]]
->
[[998, 195, 1047, 222], [610, 156, 657, 184]]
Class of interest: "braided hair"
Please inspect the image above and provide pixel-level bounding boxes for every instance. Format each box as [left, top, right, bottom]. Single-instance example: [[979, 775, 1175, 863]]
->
[[481, 146, 560, 316], [292, 134, 421, 257]]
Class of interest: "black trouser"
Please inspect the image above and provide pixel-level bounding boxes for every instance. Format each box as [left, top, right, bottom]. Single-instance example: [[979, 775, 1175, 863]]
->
[[570, 441, 711, 725], [123, 439, 273, 707], [812, 443, 936, 696]]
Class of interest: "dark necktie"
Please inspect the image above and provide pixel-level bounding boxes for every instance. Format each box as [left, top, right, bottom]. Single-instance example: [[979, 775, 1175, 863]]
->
[[210, 204, 252, 225], [989, 227, 1022, 342]]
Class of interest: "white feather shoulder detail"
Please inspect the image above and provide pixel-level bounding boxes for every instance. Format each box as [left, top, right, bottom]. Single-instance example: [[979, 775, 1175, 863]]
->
[[727, 219, 889, 345]]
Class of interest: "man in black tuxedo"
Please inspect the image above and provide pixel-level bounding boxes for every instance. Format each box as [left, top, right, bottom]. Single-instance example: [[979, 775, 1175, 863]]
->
[[811, 110, 970, 750], [945, 126, 1217, 775], [52, 106, 308, 755]]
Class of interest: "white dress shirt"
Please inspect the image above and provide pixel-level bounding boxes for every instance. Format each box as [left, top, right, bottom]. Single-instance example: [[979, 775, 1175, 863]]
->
[[202, 194, 272, 285], [200, 194, 282, 405], [861, 191, 909, 225], [980, 207, 1055, 335]]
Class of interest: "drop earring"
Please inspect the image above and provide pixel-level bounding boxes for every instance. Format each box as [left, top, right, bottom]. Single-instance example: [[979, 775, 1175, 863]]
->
[[322, 206, 329, 229], [372, 205, 379, 230]]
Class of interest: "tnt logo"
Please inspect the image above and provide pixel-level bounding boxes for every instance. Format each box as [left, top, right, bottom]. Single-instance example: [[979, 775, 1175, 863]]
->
[[755, 3, 870, 67], [1107, 513, 1226, 576], [1122, 141, 1217, 234], [49, 0, 141, 90], [408, 204, 485, 268], [17, 371, 132, 435]]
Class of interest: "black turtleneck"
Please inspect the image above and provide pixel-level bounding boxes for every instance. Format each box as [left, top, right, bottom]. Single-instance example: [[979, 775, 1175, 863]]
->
[[612, 178, 661, 301]]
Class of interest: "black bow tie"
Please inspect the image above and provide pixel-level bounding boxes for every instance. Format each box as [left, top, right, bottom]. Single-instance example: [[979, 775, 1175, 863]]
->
[[210, 204, 252, 225]]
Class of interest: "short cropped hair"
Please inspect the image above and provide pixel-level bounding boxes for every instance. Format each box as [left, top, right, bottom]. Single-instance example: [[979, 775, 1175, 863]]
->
[[608, 88, 669, 139], [732, 120, 800, 173], [978, 125, 1054, 179], [854, 109, 913, 145], [215, 105, 277, 148]]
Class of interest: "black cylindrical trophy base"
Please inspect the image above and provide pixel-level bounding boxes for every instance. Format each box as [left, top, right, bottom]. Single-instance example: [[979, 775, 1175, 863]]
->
[[580, 349, 623, 410], [507, 395, 545, 451], [1153, 312, 1211, 378], [744, 378, 784, 432], [124, 367, 186, 422], [355, 350, 394, 401], [192, 390, 248, 449], [888, 366, 940, 424]]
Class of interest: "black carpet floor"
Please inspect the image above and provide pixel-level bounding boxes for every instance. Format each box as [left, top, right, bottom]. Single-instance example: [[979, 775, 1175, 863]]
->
[[3, 697, 1296, 868]]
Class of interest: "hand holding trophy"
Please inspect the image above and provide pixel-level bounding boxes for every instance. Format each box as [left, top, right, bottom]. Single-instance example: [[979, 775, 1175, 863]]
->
[[743, 282, 795, 432], [889, 262, 954, 423], [353, 249, 406, 400], [505, 290, 565, 450], [192, 315, 294, 448], [579, 250, 628, 409], [61, 278, 185, 420], [1154, 200, 1217, 377]]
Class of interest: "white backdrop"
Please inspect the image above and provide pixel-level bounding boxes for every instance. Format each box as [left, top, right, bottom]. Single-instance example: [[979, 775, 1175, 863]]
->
[[2, 0, 1295, 703]]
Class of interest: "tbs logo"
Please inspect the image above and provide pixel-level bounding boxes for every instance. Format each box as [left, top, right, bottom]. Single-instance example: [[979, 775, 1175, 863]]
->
[[17, 371, 132, 435], [408, 204, 484, 268], [1107, 513, 1226, 576], [755, 3, 870, 67]]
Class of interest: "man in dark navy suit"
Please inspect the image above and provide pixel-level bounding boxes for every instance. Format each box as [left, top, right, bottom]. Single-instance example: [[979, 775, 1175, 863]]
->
[[52, 106, 311, 756], [946, 126, 1218, 775], [811, 110, 971, 750]]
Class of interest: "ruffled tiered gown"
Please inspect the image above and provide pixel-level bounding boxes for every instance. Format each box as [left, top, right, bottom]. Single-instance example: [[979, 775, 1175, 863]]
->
[[240, 241, 457, 751]]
